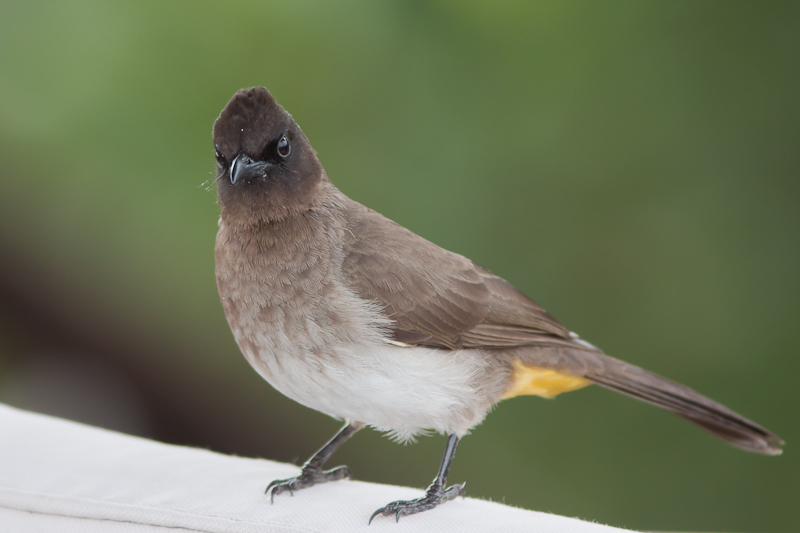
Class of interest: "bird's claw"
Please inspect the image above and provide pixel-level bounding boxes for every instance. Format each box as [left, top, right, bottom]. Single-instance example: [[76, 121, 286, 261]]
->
[[369, 482, 465, 524], [266, 465, 352, 503]]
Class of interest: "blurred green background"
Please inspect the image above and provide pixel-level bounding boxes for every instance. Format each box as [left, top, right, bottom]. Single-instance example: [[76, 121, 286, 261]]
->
[[1, 1, 798, 530]]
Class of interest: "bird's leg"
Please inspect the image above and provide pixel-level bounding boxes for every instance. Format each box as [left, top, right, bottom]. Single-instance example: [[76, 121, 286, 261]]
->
[[266, 422, 363, 502], [369, 433, 465, 523]]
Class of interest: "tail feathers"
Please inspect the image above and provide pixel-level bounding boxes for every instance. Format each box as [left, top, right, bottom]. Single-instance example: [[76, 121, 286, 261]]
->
[[585, 359, 784, 455]]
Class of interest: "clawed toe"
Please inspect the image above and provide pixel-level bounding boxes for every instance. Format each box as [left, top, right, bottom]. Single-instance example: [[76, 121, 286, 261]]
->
[[266, 465, 352, 503], [265, 477, 297, 502], [369, 482, 465, 524]]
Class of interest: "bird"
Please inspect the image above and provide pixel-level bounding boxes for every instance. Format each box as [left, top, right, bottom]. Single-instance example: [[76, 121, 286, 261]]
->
[[211, 87, 783, 523]]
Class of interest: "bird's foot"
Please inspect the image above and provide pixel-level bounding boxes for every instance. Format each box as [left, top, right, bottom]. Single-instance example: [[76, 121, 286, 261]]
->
[[369, 482, 465, 523], [266, 465, 352, 502]]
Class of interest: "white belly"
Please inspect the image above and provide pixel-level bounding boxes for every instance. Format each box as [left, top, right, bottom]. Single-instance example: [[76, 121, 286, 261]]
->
[[239, 338, 500, 442]]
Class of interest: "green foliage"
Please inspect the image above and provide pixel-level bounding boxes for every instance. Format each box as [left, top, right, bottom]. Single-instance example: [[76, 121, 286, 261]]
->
[[0, 1, 798, 530]]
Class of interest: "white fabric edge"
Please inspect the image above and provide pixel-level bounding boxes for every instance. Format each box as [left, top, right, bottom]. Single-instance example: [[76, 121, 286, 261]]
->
[[0, 404, 634, 532]]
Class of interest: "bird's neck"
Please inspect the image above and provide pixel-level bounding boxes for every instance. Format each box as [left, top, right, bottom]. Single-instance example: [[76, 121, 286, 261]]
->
[[215, 187, 348, 314]]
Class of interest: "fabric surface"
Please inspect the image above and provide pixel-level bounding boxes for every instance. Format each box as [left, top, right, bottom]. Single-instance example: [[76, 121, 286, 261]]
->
[[0, 404, 633, 532]]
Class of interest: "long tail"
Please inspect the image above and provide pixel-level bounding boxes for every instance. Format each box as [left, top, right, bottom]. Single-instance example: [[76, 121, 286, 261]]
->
[[584, 353, 784, 455]]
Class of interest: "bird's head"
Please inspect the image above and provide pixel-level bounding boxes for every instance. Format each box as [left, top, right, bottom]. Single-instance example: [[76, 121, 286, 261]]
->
[[212, 87, 325, 225]]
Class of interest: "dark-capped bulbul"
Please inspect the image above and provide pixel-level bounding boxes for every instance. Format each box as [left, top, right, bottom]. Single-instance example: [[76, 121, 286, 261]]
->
[[212, 87, 783, 523]]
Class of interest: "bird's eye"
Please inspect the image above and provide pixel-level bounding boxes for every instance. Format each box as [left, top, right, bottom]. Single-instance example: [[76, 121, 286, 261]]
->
[[215, 150, 227, 166], [277, 135, 291, 159]]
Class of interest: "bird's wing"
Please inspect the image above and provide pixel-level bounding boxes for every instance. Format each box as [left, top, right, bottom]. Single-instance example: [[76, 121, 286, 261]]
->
[[340, 202, 579, 350]]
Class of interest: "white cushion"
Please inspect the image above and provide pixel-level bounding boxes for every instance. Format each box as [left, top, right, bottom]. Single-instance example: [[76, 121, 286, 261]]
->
[[0, 404, 632, 532]]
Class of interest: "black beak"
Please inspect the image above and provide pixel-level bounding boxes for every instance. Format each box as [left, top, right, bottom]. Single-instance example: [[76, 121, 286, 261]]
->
[[230, 153, 268, 184]]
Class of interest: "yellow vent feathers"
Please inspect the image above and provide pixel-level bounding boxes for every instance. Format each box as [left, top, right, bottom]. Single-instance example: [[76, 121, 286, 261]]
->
[[502, 360, 591, 399]]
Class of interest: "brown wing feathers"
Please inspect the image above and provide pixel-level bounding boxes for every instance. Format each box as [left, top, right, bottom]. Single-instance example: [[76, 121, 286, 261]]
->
[[341, 201, 784, 455], [341, 203, 574, 350], [341, 204, 491, 349]]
